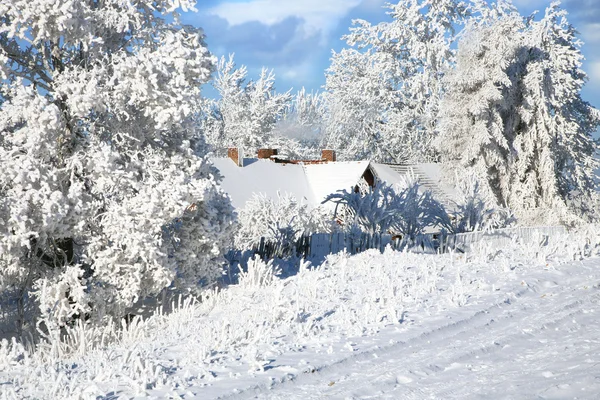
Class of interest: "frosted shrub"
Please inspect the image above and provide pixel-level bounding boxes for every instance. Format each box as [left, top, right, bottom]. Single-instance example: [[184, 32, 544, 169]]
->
[[0, 0, 237, 331], [452, 173, 514, 233], [235, 192, 333, 252], [325, 181, 451, 241], [391, 181, 452, 242], [238, 256, 281, 289], [325, 184, 397, 235]]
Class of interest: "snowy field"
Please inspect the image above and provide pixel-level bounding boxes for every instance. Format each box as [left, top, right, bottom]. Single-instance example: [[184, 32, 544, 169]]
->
[[2, 231, 600, 399]]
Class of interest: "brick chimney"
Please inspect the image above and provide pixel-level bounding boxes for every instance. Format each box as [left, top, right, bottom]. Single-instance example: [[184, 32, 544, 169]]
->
[[257, 148, 278, 159], [227, 147, 243, 167], [321, 149, 336, 162]]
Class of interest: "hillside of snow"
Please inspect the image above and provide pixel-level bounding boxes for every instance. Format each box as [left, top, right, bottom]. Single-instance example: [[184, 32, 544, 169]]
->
[[2, 230, 600, 399]]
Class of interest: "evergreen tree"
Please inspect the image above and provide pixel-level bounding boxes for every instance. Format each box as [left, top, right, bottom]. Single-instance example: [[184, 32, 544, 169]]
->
[[509, 2, 599, 213], [438, 1, 599, 220], [438, 9, 524, 205]]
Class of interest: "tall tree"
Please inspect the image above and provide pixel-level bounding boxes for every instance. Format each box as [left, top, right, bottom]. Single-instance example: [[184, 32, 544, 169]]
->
[[323, 0, 468, 162], [437, 7, 524, 206], [270, 88, 325, 159], [438, 1, 599, 220], [509, 2, 599, 213], [0, 0, 236, 330], [322, 48, 397, 161], [203, 55, 291, 154]]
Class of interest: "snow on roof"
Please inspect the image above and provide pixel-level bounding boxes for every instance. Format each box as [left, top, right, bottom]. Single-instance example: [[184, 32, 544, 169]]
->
[[304, 161, 371, 209], [372, 163, 459, 209], [369, 163, 399, 186], [211, 158, 371, 210], [212, 157, 459, 212], [211, 158, 315, 209]]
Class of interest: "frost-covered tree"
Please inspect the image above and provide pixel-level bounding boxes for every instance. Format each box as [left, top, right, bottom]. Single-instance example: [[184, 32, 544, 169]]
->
[[509, 2, 599, 214], [322, 49, 397, 162], [272, 88, 324, 159], [439, 1, 599, 220], [203, 55, 291, 154], [323, 0, 468, 162], [0, 0, 236, 330], [437, 8, 524, 206]]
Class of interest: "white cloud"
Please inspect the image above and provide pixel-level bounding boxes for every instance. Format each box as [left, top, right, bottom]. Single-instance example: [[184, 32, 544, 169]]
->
[[579, 23, 600, 47], [208, 0, 362, 37], [510, 0, 550, 14], [586, 60, 600, 84], [281, 60, 313, 81], [577, 23, 600, 95]]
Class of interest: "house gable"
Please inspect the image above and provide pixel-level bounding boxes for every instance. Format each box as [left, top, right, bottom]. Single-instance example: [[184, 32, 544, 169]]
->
[[303, 161, 373, 209]]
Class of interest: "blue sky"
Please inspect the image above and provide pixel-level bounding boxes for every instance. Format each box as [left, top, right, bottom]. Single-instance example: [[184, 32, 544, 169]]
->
[[182, 0, 600, 108]]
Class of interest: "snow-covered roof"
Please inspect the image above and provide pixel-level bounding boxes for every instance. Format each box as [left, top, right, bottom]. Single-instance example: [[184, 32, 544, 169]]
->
[[211, 157, 371, 210], [372, 163, 459, 209], [211, 158, 315, 209], [212, 157, 457, 211]]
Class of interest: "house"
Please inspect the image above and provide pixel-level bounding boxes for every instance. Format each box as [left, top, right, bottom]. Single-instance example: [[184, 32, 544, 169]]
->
[[210, 148, 377, 211], [210, 147, 458, 211]]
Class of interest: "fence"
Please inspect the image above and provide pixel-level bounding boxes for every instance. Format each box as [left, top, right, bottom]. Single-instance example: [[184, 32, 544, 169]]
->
[[444, 226, 567, 253], [251, 231, 440, 261], [248, 226, 567, 261]]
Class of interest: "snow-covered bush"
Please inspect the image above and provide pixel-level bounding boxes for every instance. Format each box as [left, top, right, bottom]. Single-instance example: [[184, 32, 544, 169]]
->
[[235, 192, 333, 252], [325, 185, 397, 235], [451, 172, 514, 233], [0, 0, 236, 332], [325, 181, 451, 241]]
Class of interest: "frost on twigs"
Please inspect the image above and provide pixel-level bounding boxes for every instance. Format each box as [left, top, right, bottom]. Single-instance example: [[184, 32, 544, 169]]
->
[[235, 192, 333, 253], [237, 256, 281, 289], [438, 3, 599, 221], [324, 181, 451, 243], [0, 0, 235, 334]]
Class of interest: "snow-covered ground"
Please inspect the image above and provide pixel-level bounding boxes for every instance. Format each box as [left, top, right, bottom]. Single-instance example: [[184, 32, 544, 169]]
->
[[2, 232, 600, 399]]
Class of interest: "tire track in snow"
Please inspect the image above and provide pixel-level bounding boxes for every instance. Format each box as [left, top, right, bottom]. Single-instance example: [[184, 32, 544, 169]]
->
[[429, 291, 600, 399], [419, 294, 595, 399], [228, 284, 600, 399], [317, 296, 589, 400], [221, 288, 530, 399]]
